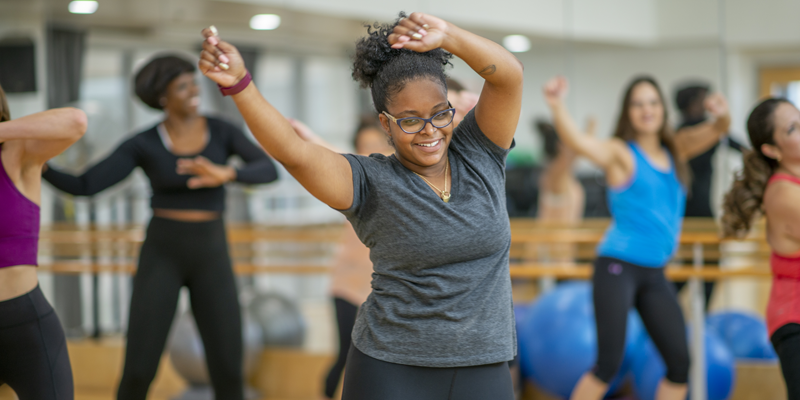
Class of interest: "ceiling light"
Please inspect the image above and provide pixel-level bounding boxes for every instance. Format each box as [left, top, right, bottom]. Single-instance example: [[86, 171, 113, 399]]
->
[[250, 14, 281, 31], [68, 0, 98, 14], [503, 35, 531, 53]]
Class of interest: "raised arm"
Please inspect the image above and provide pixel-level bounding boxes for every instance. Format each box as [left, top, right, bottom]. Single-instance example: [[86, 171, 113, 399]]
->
[[543, 76, 627, 171], [673, 92, 731, 160], [0, 107, 87, 165], [543, 117, 595, 193], [199, 29, 354, 210], [42, 138, 139, 196], [389, 13, 522, 149]]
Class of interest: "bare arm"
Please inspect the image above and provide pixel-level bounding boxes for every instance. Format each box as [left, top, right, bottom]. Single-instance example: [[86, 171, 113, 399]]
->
[[765, 181, 800, 253], [0, 108, 87, 164], [199, 29, 354, 210], [543, 117, 595, 193], [674, 93, 731, 160], [389, 13, 522, 149], [288, 119, 346, 153], [543, 77, 627, 171]]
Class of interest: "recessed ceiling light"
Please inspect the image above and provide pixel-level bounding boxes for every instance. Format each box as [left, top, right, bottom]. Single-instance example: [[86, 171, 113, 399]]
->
[[250, 14, 281, 31], [503, 35, 531, 53], [68, 0, 98, 14]]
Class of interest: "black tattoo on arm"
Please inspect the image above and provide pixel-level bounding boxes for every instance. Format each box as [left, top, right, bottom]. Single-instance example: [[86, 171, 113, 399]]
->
[[478, 64, 496, 76]]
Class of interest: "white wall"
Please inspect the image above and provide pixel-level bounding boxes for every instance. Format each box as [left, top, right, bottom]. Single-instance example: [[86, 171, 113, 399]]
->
[[223, 0, 659, 45]]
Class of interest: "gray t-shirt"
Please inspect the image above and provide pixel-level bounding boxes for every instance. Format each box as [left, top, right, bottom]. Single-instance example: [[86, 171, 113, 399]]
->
[[340, 110, 516, 368]]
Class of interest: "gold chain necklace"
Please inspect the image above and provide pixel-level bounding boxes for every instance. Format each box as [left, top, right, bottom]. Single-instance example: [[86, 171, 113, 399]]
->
[[413, 159, 451, 203]]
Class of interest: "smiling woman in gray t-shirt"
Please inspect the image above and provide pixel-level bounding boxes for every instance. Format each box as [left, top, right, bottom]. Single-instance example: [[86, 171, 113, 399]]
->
[[199, 10, 522, 400]]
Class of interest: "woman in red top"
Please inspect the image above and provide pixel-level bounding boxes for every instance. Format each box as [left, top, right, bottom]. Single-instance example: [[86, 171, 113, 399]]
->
[[722, 98, 800, 400]]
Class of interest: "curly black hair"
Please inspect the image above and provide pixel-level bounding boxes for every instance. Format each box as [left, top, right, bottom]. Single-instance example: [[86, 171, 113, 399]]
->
[[134, 55, 196, 110], [352, 12, 453, 114]]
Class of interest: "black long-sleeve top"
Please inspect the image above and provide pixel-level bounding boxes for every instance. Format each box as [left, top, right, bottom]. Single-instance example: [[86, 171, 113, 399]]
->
[[43, 117, 278, 212]]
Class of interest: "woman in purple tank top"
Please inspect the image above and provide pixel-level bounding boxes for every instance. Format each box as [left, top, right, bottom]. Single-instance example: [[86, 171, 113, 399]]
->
[[0, 83, 87, 399]]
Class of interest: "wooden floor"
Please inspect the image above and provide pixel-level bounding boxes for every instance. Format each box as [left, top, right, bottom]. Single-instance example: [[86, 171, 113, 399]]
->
[[0, 340, 787, 400]]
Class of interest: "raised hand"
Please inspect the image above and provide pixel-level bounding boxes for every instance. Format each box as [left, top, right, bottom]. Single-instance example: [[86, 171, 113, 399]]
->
[[704, 92, 729, 119], [388, 12, 448, 52], [584, 116, 597, 137], [176, 156, 236, 189], [543, 76, 569, 108], [199, 26, 247, 88]]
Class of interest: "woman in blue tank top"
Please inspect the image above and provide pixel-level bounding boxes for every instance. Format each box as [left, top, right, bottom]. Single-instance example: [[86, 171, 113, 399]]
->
[[543, 75, 731, 400]]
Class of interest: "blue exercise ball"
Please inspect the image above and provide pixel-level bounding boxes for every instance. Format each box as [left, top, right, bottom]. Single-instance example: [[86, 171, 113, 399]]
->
[[707, 311, 777, 360], [632, 329, 736, 400], [517, 281, 642, 399], [514, 301, 535, 379]]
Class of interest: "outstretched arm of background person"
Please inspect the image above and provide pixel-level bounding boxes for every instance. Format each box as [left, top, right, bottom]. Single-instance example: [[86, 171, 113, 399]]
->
[[200, 27, 355, 210], [287, 119, 346, 154], [674, 92, 731, 160], [543, 76, 628, 171], [544, 117, 595, 194], [0, 108, 87, 165], [389, 13, 523, 149]]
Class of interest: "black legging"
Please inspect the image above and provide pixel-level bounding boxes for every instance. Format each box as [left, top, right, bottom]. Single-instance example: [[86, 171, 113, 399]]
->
[[592, 257, 690, 384], [772, 323, 800, 400], [341, 345, 514, 400], [0, 285, 73, 400], [117, 217, 243, 400], [323, 297, 358, 398]]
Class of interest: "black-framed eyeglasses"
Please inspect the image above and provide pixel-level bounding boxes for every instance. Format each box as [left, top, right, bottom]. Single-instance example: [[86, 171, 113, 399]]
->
[[382, 106, 456, 134]]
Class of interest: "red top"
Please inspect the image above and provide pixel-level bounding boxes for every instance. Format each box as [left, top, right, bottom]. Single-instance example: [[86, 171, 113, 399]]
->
[[766, 173, 800, 336], [0, 144, 40, 268]]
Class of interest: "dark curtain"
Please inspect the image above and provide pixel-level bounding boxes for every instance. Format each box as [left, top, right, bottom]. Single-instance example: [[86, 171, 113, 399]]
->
[[47, 25, 86, 108], [47, 25, 88, 336]]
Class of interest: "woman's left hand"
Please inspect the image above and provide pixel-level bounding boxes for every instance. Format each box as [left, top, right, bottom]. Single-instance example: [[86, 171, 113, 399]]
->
[[388, 12, 448, 52], [176, 156, 236, 189]]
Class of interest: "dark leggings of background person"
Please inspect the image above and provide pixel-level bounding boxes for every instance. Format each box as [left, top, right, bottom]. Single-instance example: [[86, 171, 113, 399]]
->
[[593, 257, 690, 384], [117, 217, 242, 400], [341, 345, 514, 400], [0, 286, 73, 400], [772, 323, 800, 400], [323, 298, 358, 398]]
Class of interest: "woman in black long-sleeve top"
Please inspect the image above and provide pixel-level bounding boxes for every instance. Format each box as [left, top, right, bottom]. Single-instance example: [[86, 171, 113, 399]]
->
[[43, 55, 278, 400]]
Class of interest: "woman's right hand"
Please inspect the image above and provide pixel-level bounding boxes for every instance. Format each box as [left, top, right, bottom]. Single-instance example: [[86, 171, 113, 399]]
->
[[199, 27, 248, 88], [543, 76, 569, 108]]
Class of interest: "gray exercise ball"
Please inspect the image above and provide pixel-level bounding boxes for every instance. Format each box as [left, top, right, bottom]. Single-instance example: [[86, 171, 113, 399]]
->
[[248, 292, 306, 347], [168, 309, 264, 387]]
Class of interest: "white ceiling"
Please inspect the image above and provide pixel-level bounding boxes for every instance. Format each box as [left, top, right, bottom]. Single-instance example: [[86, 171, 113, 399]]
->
[[1, 0, 798, 52]]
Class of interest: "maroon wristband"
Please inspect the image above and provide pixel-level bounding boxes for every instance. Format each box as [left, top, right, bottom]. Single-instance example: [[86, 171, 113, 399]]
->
[[218, 71, 252, 96]]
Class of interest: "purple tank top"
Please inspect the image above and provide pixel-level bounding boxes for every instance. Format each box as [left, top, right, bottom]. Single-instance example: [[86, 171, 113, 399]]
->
[[0, 144, 40, 268]]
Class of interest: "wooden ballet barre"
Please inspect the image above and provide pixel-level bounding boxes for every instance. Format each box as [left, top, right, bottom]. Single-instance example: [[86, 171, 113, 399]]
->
[[39, 261, 772, 281], [507, 264, 773, 281], [37, 262, 333, 275], [38, 228, 763, 245]]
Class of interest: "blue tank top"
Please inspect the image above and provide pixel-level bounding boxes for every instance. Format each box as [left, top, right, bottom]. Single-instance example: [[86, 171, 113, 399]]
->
[[596, 142, 686, 267]]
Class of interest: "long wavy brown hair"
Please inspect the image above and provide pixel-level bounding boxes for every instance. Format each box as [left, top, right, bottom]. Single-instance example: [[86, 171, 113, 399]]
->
[[0, 83, 9, 123], [721, 98, 789, 238], [613, 76, 691, 187]]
